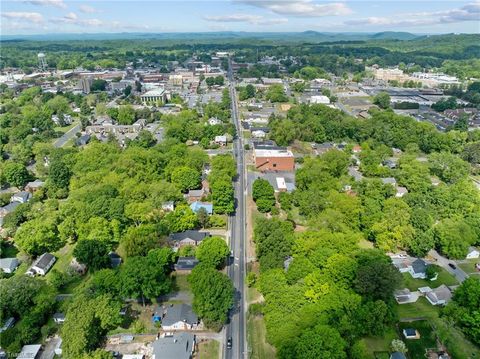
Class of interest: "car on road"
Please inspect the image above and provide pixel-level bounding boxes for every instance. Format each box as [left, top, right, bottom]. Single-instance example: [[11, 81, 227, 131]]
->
[[448, 263, 457, 270], [227, 337, 232, 349]]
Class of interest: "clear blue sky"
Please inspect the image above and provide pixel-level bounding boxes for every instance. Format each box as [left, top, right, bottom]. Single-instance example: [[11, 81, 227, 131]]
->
[[1, 0, 479, 35]]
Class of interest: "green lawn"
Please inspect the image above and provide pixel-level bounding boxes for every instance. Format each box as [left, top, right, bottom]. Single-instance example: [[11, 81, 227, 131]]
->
[[362, 327, 398, 356], [172, 273, 191, 292], [53, 119, 79, 134], [396, 297, 440, 320], [401, 268, 458, 291], [247, 316, 276, 359], [398, 321, 436, 358], [458, 259, 480, 274], [198, 339, 220, 359]]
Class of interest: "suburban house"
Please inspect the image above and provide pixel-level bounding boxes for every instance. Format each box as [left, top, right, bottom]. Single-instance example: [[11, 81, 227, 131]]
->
[[0, 201, 21, 226], [403, 328, 420, 339], [174, 257, 199, 273], [426, 285, 452, 306], [151, 333, 195, 359], [186, 188, 207, 203], [190, 201, 213, 215], [160, 304, 200, 331], [0, 258, 19, 274], [394, 288, 413, 304], [18, 344, 42, 359], [395, 186, 408, 198], [11, 191, 32, 204], [254, 148, 295, 172], [25, 179, 45, 192], [381, 177, 397, 186], [466, 246, 480, 259], [393, 257, 432, 280], [169, 230, 210, 249], [27, 253, 56, 276], [214, 135, 227, 146], [53, 313, 66, 324]]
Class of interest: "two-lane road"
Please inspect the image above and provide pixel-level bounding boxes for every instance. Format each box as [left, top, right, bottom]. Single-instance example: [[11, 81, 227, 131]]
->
[[225, 57, 247, 359]]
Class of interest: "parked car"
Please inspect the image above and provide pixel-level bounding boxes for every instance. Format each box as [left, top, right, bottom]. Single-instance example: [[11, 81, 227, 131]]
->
[[448, 263, 457, 270], [227, 337, 232, 349]]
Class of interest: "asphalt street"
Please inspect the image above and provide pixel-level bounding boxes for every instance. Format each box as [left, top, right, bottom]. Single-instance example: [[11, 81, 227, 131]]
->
[[224, 57, 247, 359]]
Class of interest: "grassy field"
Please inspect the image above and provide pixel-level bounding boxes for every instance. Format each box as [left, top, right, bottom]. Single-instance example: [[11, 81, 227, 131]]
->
[[197, 340, 220, 359], [396, 297, 440, 320], [53, 120, 79, 134], [362, 327, 398, 357], [398, 321, 436, 358], [247, 316, 276, 359], [401, 268, 457, 291]]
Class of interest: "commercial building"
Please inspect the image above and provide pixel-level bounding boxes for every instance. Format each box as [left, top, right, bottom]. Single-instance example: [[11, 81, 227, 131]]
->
[[141, 88, 167, 104], [254, 148, 295, 172]]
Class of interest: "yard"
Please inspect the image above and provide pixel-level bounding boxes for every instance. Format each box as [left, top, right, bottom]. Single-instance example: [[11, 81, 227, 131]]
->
[[197, 339, 220, 359], [458, 259, 480, 275], [0, 242, 18, 258], [246, 316, 276, 359], [401, 268, 458, 291], [398, 321, 436, 359], [396, 297, 440, 320], [362, 327, 398, 358]]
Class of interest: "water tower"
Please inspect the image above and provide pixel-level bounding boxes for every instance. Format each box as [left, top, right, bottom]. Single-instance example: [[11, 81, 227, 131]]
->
[[38, 53, 47, 71]]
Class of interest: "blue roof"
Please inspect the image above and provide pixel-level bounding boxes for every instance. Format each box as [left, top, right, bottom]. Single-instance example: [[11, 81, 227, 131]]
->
[[190, 201, 213, 214]]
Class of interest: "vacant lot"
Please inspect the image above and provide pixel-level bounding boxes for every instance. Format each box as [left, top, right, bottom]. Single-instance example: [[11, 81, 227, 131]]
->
[[197, 339, 220, 359], [247, 316, 276, 359]]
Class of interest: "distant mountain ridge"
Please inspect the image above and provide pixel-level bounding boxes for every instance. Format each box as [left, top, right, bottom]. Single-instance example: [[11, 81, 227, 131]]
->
[[0, 31, 424, 43]]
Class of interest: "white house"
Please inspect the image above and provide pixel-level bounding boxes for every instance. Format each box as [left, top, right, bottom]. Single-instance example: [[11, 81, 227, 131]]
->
[[28, 253, 56, 276], [251, 130, 267, 139], [208, 117, 222, 126], [160, 304, 201, 331], [466, 247, 480, 259], [214, 135, 227, 146], [426, 285, 452, 306]]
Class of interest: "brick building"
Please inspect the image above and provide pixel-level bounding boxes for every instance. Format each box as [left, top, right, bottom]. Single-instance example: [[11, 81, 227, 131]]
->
[[254, 149, 295, 172]]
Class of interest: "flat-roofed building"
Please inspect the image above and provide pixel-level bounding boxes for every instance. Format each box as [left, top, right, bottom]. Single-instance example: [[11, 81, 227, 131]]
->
[[254, 148, 294, 172]]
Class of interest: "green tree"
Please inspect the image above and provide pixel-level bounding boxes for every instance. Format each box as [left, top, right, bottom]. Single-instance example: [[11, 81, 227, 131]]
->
[[252, 178, 275, 213], [73, 239, 110, 271], [196, 236, 230, 268], [211, 179, 234, 214], [117, 105, 136, 125], [48, 157, 72, 190], [188, 264, 234, 330], [171, 166, 201, 192], [266, 84, 288, 103], [15, 218, 62, 256], [429, 152, 470, 184], [163, 205, 198, 232], [196, 207, 210, 229], [3, 162, 30, 188], [285, 325, 347, 359], [121, 224, 160, 257], [62, 295, 122, 358], [434, 218, 476, 259], [373, 92, 391, 109], [353, 250, 402, 302]]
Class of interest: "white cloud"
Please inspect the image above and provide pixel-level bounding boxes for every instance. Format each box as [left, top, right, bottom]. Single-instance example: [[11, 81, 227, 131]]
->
[[78, 4, 97, 14], [24, 0, 66, 9], [49, 12, 106, 27], [345, 1, 480, 27], [204, 13, 287, 25], [238, 0, 352, 17], [2, 11, 44, 23]]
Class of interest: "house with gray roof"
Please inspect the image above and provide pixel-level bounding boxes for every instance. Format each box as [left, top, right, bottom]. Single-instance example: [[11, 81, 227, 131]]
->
[[151, 333, 195, 359], [25, 179, 45, 192], [410, 258, 428, 279], [169, 231, 210, 249], [0, 201, 21, 226], [0, 258, 19, 274], [174, 257, 199, 272], [161, 304, 200, 331], [28, 253, 56, 276], [11, 191, 32, 204], [381, 177, 397, 186], [426, 285, 452, 306]]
